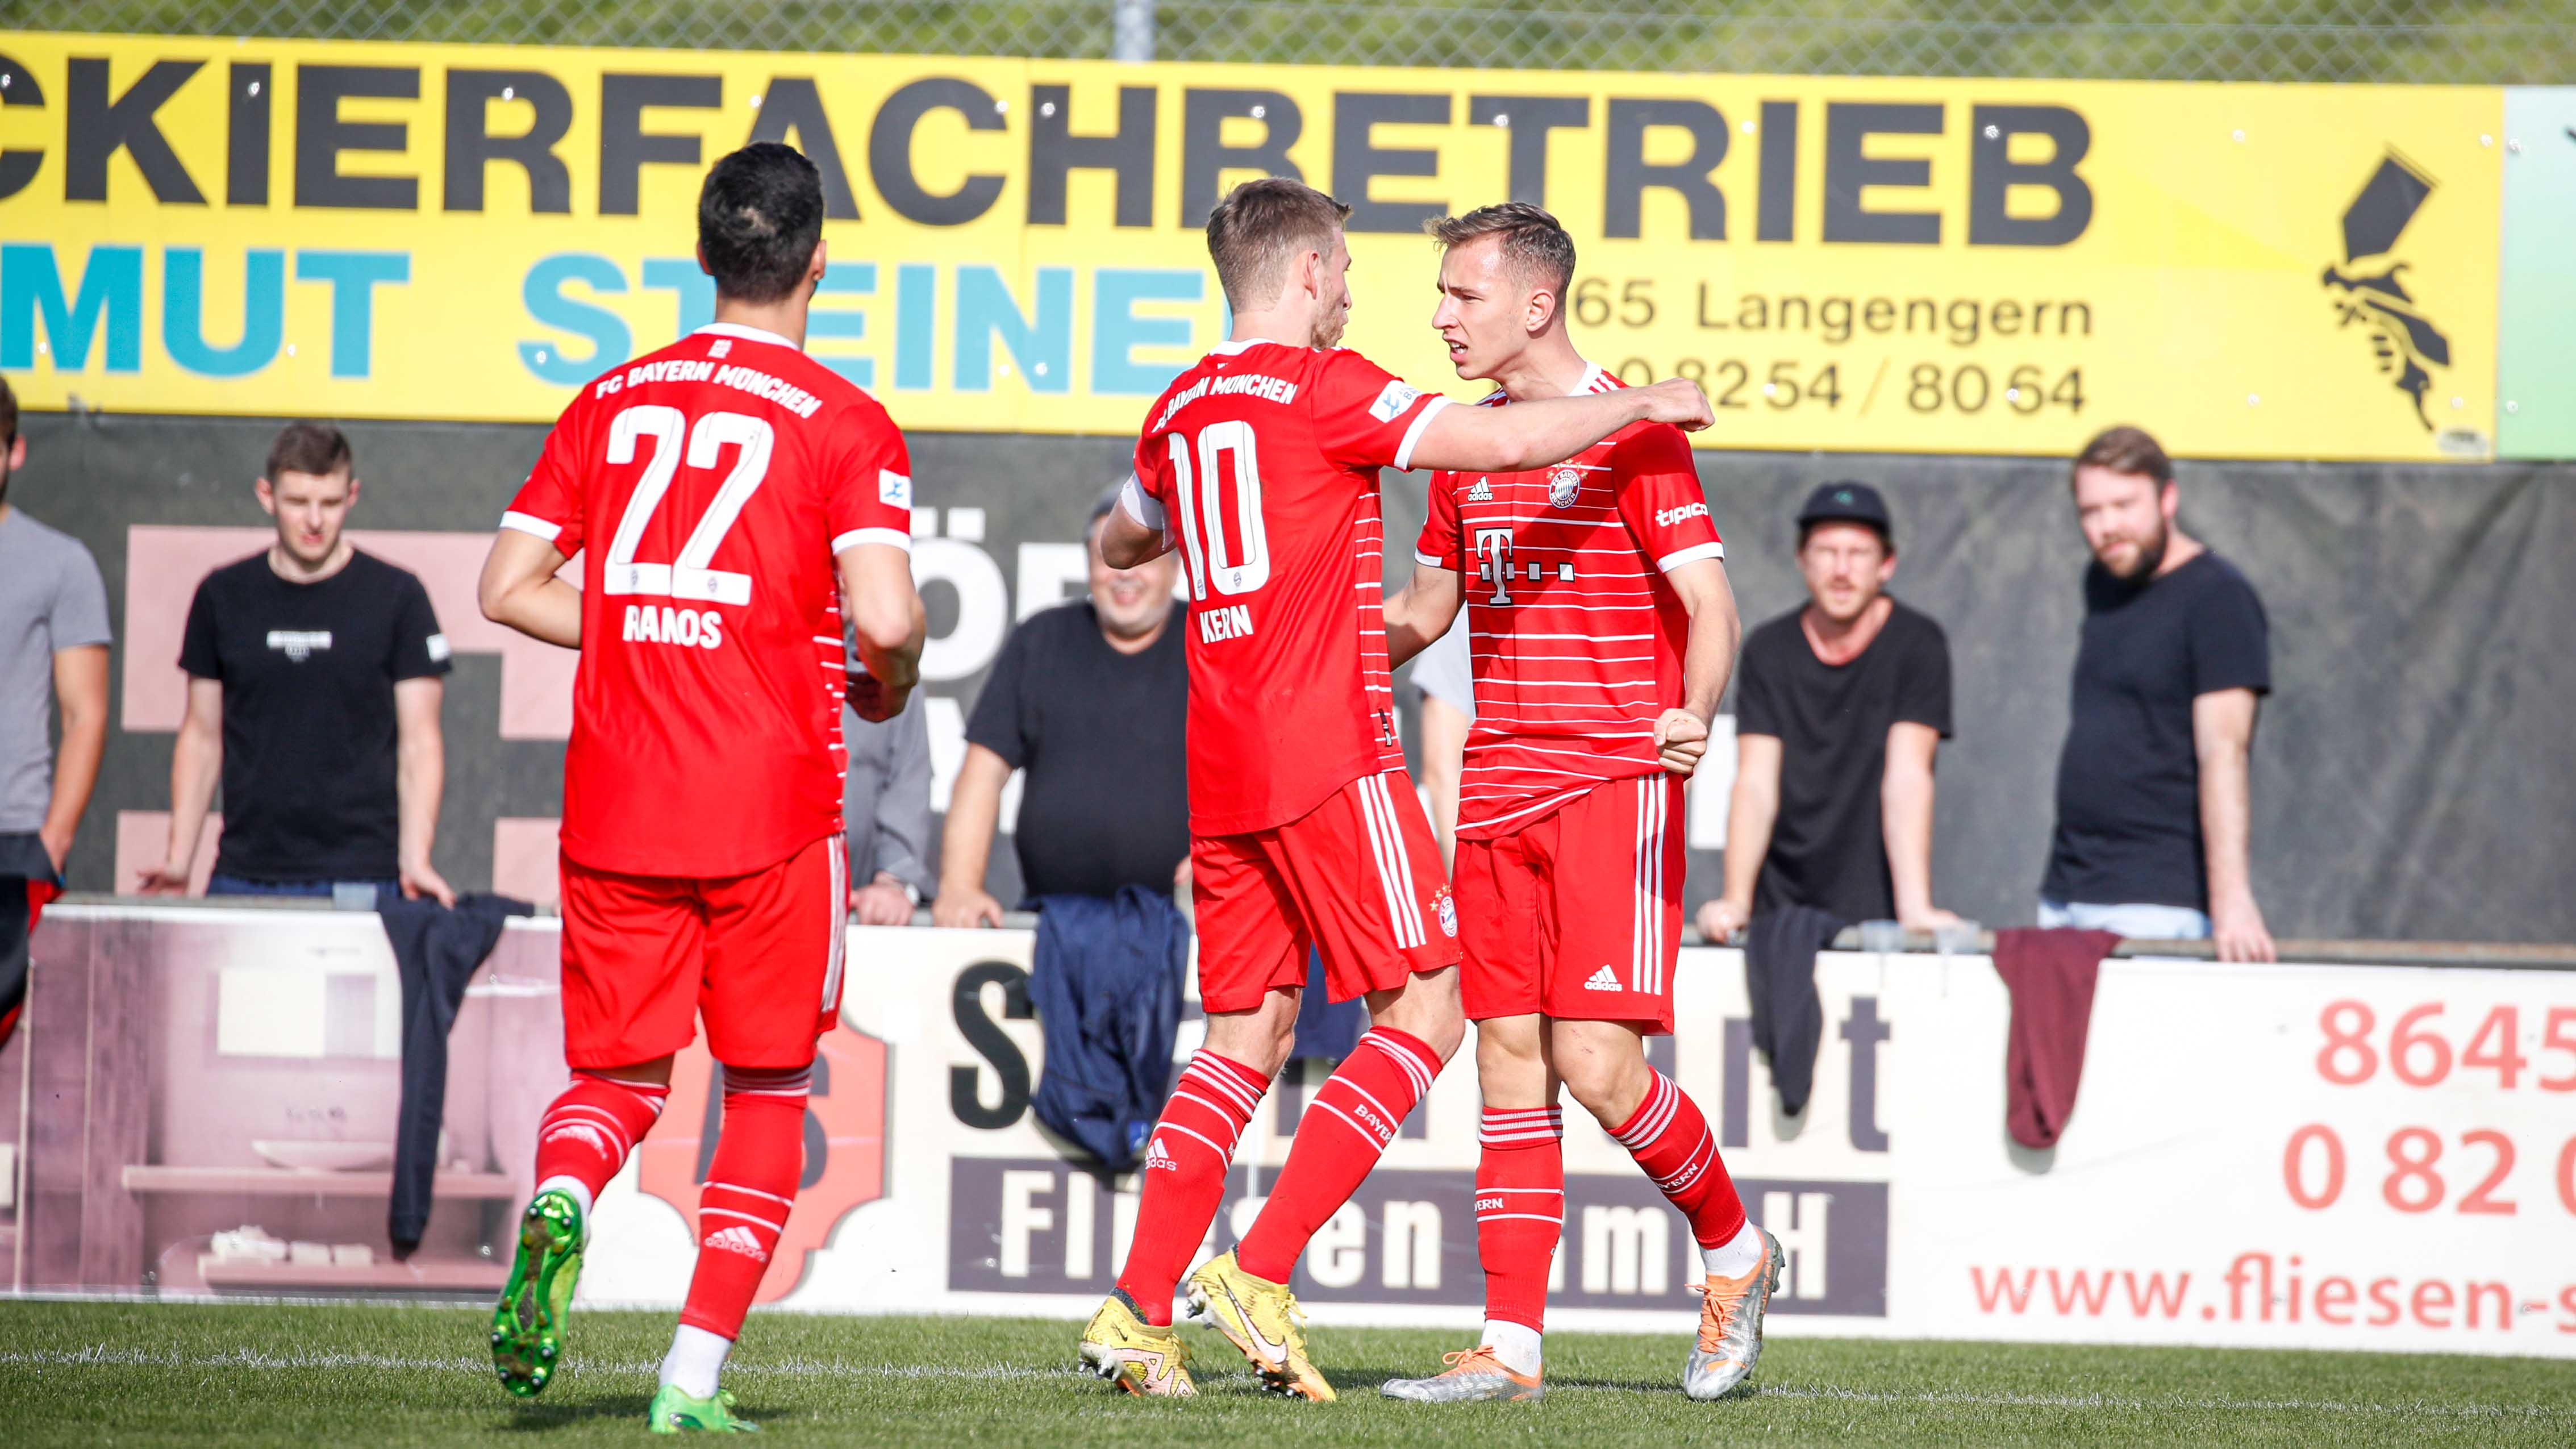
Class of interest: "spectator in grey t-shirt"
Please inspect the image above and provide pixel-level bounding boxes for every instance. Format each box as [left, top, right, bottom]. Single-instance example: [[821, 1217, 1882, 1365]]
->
[[841, 677, 933, 925], [0, 380, 111, 879], [0, 377, 111, 1048]]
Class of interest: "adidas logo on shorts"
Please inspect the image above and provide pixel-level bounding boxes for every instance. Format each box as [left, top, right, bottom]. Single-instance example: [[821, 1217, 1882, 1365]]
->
[[1583, 966, 1622, 991], [703, 1225, 770, 1262]]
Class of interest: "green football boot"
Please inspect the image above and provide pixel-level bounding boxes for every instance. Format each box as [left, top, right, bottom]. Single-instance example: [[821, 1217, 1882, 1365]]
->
[[490, 1188, 585, 1397], [648, 1384, 761, 1433]]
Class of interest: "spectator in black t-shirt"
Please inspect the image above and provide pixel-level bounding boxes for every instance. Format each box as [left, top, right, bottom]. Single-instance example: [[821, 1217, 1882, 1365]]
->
[[1697, 482, 1956, 939], [137, 423, 455, 905], [933, 485, 1187, 925], [2043, 426, 2273, 960]]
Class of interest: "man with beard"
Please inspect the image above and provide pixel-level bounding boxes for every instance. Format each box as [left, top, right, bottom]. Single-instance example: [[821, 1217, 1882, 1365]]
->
[[2044, 426, 2273, 961], [936, 482, 1191, 925]]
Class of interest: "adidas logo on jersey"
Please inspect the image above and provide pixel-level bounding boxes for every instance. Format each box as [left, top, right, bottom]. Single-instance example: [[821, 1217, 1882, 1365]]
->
[[1466, 480, 1494, 502], [1583, 966, 1623, 991], [703, 1225, 770, 1262]]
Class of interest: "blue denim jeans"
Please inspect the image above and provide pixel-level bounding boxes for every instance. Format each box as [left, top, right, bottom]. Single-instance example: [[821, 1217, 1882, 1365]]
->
[[2036, 898, 2212, 940], [206, 874, 399, 907]]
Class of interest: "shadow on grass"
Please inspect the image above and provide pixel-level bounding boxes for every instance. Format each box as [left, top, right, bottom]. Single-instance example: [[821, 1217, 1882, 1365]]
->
[[492, 1395, 655, 1431]]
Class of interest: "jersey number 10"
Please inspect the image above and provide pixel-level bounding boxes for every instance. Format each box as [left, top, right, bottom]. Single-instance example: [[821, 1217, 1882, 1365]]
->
[[1169, 419, 1270, 598], [602, 405, 777, 607]]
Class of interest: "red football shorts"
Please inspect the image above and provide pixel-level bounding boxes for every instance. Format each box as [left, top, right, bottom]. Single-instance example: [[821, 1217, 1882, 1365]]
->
[[1191, 769, 1460, 1013], [1454, 773, 1684, 1033], [556, 834, 848, 1070]]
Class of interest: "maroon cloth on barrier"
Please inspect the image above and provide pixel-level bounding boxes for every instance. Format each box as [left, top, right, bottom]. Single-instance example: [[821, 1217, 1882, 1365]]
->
[[1991, 927, 2120, 1150]]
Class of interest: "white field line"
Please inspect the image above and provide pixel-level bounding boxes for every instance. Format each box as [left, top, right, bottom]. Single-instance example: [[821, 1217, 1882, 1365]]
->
[[0, 1346, 1074, 1382], [0, 1346, 2566, 1422]]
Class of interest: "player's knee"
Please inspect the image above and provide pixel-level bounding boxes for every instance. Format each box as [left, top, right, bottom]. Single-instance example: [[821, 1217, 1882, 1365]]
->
[[1552, 1027, 1649, 1123], [1474, 1027, 1548, 1103], [1202, 1004, 1294, 1078], [1474, 1014, 1544, 1072], [1373, 968, 1465, 1062]]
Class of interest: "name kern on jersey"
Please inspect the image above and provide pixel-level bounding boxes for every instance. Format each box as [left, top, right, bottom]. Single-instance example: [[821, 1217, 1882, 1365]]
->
[[1128, 338, 1448, 837]]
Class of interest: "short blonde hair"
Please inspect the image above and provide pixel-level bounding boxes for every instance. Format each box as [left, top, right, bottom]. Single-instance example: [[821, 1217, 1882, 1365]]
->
[[1204, 177, 1352, 311]]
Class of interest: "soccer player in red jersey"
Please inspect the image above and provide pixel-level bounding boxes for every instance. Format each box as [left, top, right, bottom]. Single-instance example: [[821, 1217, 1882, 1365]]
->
[[1076, 178, 1713, 1402], [473, 144, 924, 1433], [1376, 205, 1779, 1405]]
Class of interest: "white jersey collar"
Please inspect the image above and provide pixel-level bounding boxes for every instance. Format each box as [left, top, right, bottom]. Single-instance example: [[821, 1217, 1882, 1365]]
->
[[694, 322, 798, 349]]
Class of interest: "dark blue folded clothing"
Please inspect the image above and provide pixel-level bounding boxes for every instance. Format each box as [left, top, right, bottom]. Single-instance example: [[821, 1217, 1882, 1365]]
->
[[1027, 886, 1190, 1173], [380, 892, 532, 1257]]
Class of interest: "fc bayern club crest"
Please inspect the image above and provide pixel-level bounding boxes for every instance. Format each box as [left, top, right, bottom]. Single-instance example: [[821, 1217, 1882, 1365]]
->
[[1547, 467, 1582, 509], [1435, 888, 1459, 938]]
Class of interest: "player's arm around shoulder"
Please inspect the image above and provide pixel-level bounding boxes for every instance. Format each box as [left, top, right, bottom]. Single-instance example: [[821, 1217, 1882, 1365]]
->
[[1407, 375, 1714, 474]]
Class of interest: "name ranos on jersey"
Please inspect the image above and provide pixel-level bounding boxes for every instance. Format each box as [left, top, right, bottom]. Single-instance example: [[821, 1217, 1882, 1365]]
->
[[622, 603, 727, 650]]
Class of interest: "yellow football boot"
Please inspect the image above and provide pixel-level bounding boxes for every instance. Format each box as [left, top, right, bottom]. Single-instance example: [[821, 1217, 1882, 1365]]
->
[[1078, 1289, 1197, 1397], [1183, 1250, 1335, 1402]]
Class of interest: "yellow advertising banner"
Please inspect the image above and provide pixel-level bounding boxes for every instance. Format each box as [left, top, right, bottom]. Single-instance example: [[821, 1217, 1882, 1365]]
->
[[0, 34, 2503, 459]]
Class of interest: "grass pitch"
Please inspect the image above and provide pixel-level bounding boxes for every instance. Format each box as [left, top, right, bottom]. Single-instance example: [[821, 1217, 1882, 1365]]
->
[[3, 1300, 2571, 1446]]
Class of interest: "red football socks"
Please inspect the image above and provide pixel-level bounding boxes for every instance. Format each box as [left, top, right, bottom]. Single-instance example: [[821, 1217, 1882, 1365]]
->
[[1114, 1051, 1269, 1326], [678, 1062, 810, 1340], [532, 1069, 670, 1206], [1475, 1105, 1565, 1333], [1235, 1027, 1443, 1283], [1608, 1071, 1746, 1248]]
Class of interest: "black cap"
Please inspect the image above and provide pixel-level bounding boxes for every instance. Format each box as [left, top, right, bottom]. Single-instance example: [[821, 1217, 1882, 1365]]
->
[[1796, 480, 1893, 539]]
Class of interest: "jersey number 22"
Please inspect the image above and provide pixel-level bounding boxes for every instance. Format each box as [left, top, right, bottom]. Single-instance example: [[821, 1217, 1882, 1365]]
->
[[601, 405, 776, 607]]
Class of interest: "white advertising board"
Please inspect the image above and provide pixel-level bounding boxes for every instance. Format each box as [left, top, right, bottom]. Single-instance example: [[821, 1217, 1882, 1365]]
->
[[561, 927, 2576, 1357]]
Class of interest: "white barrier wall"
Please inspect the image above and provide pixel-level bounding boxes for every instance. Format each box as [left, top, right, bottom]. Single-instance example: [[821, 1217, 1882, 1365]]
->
[[561, 925, 2576, 1358]]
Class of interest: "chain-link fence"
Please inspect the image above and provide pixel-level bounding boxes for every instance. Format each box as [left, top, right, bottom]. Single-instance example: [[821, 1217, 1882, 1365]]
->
[[44, 0, 2576, 83]]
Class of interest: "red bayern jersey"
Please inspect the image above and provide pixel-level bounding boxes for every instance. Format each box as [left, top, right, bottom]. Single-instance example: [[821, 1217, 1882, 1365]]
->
[[503, 322, 913, 878], [1129, 339, 1450, 836], [1416, 363, 1723, 838]]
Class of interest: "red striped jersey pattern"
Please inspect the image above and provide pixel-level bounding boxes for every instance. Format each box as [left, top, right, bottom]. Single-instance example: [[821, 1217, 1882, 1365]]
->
[[1129, 339, 1449, 836], [505, 323, 912, 878], [1416, 364, 1723, 839]]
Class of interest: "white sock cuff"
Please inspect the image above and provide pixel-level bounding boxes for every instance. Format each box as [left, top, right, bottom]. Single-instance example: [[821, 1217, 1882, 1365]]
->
[[533, 1175, 596, 1223], [660, 1323, 735, 1399], [1479, 1319, 1543, 1376], [1701, 1219, 1766, 1280]]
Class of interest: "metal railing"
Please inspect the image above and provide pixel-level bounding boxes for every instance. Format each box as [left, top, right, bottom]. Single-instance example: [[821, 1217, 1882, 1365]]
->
[[55, 896, 2576, 969]]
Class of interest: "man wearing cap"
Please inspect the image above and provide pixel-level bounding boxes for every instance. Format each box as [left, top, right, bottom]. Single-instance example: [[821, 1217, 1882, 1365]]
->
[[1697, 482, 1957, 941]]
